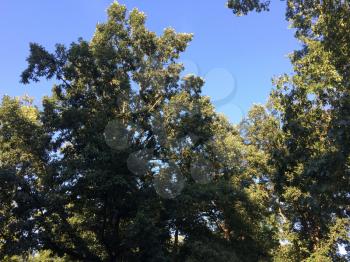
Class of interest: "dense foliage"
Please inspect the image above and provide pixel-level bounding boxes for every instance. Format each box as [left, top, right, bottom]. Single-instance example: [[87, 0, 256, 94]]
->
[[0, 1, 349, 261], [229, 0, 350, 260]]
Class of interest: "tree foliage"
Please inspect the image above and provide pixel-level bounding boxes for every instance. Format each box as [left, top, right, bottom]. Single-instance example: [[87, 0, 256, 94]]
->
[[229, 0, 350, 260], [1, 2, 275, 261], [0, 1, 349, 261]]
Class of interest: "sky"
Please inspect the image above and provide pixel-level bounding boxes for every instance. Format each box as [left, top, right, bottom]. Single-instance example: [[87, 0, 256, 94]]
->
[[0, 0, 299, 123]]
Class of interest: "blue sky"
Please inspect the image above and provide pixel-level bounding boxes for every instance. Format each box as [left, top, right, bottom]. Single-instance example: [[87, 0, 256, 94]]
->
[[0, 0, 298, 123]]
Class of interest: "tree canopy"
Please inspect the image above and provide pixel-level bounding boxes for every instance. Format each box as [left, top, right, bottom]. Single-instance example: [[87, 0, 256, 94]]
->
[[0, 1, 349, 261]]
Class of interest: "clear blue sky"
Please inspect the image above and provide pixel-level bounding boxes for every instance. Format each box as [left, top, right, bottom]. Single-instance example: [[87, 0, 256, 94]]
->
[[0, 0, 298, 123]]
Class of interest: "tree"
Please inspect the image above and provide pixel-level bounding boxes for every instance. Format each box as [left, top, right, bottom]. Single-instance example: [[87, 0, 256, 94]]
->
[[226, 0, 270, 16], [230, 0, 350, 260], [1, 2, 275, 261]]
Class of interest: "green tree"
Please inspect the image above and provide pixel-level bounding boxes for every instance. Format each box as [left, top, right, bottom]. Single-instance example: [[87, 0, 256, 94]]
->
[[230, 0, 350, 260], [227, 0, 270, 16], [1, 2, 275, 261]]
